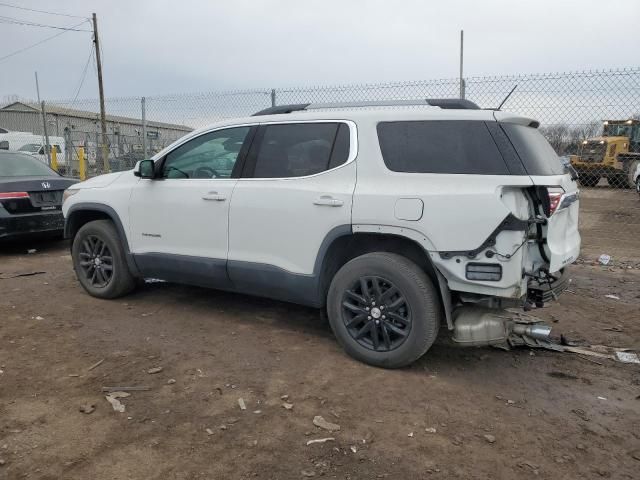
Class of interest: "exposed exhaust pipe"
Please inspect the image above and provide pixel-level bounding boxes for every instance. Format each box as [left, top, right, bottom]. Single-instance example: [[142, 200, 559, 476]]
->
[[452, 306, 552, 347], [512, 323, 552, 341]]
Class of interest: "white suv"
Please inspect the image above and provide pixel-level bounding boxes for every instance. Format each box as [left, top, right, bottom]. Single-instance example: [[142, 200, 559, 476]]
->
[[62, 99, 581, 368]]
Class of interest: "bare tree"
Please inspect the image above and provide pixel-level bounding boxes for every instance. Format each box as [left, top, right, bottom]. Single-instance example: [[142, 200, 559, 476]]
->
[[571, 121, 601, 143], [540, 124, 572, 155], [540, 121, 603, 155]]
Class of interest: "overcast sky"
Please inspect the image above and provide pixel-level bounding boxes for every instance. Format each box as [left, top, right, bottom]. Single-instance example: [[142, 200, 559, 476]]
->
[[1, 0, 639, 101]]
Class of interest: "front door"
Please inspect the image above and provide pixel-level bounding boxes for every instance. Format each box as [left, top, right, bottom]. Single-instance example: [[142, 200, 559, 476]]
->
[[128, 126, 252, 287]]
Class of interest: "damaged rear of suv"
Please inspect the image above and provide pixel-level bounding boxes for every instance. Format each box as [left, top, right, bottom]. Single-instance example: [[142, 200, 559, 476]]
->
[[63, 99, 580, 368], [354, 107, 580, 365]]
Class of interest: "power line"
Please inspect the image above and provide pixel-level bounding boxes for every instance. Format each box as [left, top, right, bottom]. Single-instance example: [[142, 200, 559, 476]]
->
[[68, 46, 95, 111], [0, 2, 88, 19], [0, 19, 88, 63], [0, 15, 91, 31]]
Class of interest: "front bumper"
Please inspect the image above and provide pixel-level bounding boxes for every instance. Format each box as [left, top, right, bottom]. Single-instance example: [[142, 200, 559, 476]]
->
[[0, 208, 65, 240], [527, 268, 569, 304]]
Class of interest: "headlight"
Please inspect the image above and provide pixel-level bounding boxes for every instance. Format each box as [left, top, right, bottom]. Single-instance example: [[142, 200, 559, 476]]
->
[[62, 189, 79, 204]]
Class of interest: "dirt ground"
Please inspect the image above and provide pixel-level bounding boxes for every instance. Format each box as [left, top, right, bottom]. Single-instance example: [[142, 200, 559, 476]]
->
[[1, 212, 639, 479], [578, 186, 639, 263]]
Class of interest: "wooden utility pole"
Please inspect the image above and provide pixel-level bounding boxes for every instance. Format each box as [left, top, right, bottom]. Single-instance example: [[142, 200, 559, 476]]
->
[[34, 72, 51, 167], [92, 12, 109, 173], [459, 30, 465, 99]]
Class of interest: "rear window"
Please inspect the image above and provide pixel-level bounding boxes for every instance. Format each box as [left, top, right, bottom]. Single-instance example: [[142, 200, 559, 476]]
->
[[0, 152, 57, 177], [501, 124, 565, 176], [377, 120, 509, 175]]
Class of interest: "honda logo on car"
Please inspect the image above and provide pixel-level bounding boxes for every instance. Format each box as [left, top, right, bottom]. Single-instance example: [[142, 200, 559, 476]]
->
[[41, 182, 51, 189]]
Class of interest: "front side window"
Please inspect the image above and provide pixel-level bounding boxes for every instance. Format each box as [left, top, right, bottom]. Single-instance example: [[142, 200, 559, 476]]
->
[[162, 126, 250, 179], [377, 120, 509, 175], [250, 122, 350, 178]]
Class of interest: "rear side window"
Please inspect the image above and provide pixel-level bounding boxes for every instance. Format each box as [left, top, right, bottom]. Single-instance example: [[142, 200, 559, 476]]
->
[[377, 121, 509, 175], [501, 124, 565, 176], [250, 122, 350, 178]]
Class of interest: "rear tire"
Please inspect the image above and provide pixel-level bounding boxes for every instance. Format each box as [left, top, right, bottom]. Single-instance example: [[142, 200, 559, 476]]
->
[[71, 220, 136, 299], [579, 173, 600, 187], [327, 252, 441, 368]]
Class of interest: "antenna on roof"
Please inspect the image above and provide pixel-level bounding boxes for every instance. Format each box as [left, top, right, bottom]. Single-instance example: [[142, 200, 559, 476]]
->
[[497, 84, 518, 110]]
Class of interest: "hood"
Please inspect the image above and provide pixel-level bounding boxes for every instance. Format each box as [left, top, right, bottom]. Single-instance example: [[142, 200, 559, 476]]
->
[[71, 171, 126, 189]]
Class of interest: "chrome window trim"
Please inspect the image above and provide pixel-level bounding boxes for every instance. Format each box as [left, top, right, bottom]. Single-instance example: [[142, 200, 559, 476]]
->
[[154, 120, 358, 182]]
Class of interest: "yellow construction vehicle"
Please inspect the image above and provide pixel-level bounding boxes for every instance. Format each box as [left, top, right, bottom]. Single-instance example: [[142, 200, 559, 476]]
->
[[570, 119, 640, 188]]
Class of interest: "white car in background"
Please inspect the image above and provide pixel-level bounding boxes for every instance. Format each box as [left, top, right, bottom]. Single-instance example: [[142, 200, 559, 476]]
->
[[0, 131, 65, 167], [62, 99, 581, 368], [635, 162, 640, 197]]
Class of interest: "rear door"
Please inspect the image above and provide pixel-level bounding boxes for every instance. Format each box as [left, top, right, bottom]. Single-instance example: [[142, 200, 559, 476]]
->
[[227, 121, 356, 305]]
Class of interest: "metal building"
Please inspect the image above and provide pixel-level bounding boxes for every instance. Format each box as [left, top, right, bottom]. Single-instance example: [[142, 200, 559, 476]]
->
[[0, 101, 192, 157]]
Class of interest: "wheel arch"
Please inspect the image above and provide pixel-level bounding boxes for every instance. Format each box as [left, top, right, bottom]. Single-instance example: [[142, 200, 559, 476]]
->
[[65, 203, 140, 277], [316, 228, 452, 327]]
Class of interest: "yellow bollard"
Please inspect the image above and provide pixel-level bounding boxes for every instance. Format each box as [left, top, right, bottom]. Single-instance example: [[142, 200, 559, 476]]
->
[[78, 147, 86, 181], [50, 146, 58, 172]]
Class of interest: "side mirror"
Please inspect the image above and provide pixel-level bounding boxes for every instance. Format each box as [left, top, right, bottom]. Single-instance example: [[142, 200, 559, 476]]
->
[[134, 159, 155, 179]]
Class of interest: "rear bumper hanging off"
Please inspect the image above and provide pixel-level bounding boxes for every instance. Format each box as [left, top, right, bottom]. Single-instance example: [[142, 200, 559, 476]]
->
[[527, 268, 570, 305]]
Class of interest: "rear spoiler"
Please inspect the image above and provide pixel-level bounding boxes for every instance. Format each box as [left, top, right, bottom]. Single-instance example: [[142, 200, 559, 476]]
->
[[493, 111, 540, 128]]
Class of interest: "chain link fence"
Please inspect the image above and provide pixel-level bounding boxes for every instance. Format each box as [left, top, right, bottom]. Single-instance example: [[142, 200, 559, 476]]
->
[[1, 67, 639, 260]]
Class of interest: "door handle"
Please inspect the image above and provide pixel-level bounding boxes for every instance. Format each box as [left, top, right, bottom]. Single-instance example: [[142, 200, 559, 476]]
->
[[202, 191, 226, 201], [313, 195, 344, 207]]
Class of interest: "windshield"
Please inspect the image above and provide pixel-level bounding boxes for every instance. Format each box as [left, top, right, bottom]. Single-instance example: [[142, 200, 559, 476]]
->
[[603, 124, 632, 137], [0, 152, 57, 177], [18, 143, 42, 153]]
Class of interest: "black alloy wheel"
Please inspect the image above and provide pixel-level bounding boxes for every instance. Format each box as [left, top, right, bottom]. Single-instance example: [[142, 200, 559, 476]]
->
[[78, 234, 114, 287], [71, 219, 136, 299], [342, 275, 412, 352]]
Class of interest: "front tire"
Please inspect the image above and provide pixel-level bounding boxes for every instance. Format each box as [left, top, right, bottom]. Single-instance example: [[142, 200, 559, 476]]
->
[[327, 252, 441, 368], [71, 220, 136, 299]]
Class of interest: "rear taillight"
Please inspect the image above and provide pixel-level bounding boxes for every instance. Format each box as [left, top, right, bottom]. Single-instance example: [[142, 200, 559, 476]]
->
[[547, 188, 564, 216], [0, 192, 29, 200]]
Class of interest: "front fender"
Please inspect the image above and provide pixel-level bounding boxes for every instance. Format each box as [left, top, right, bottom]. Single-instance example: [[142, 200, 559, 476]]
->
[[64, 202, 140, 277]]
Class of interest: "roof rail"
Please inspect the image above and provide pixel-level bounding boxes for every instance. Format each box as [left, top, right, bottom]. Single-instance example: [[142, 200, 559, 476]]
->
[[252, 104, 310, 116], [425, 99, 480, 110], [252, 98, 480, 116]]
